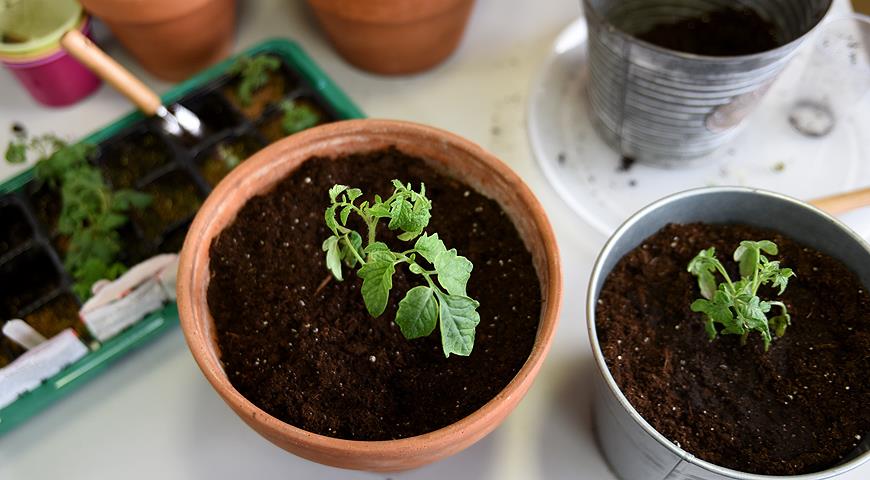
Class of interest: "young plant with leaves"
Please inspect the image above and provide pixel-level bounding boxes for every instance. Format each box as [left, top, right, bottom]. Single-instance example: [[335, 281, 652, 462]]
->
[[688, 240, 795, 351], [4, 125, 65, 165], [279, 99, 320, 135], [323, 181, 481, 357], [5, 128, 151, 298], [228, 54, 281, 107]]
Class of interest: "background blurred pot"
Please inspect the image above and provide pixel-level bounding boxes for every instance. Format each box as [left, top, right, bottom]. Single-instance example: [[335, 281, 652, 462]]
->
[[177, 119, 561, 471], [0, 0, 101, 107], [583, 0, 832, 167], [587, 187, 870, 480], [78, 0, 237, 81], [306, 0, 475, 75]]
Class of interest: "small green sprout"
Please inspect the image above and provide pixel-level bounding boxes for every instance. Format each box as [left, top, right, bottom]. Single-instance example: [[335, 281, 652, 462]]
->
[[216, 144, 242, 169], [5, 126, 151, 298], [279, 99, 320, 135], [228, 54, 281, 107], [323, 181, 481, 357], [688, 240, 795, 351]]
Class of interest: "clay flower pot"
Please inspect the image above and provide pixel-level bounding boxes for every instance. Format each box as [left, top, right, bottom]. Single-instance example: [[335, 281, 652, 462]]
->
[[587, 187, 870, 480], [176, 119, 561, 471], [78, 0, 237, 81], [306, 0, 475, 75]]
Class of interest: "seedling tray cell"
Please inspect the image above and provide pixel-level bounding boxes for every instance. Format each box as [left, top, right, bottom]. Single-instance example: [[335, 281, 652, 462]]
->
[[0, 39, 364, 435]]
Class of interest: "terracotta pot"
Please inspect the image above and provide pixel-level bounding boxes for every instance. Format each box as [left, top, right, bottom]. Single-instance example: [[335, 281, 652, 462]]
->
[[306, 0, 475, 75], [177, 119, 562, 471], [78, 0, 237, 81]]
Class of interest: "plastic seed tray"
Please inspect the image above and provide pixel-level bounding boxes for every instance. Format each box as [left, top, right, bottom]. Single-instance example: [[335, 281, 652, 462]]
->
[[0, 39, 364, 435]]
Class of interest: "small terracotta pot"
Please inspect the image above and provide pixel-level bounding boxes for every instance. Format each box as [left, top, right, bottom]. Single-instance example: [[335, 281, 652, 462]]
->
[[306, 0, 475, 75], [177, 119, 562, 471], [78, 0, 237, 81]]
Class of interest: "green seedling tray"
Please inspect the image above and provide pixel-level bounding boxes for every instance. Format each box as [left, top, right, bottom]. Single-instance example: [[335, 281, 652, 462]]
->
[[0, 39, 364, 436]]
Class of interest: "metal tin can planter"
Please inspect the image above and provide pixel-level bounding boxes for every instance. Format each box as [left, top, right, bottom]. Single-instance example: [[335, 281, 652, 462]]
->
[[586, 187, 870, 480], [582, 0, 832, 167]]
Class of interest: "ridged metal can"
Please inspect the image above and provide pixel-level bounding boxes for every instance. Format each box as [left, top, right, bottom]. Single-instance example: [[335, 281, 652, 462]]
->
[[583, 0, 832, 167], [587, 187, 870, 480]]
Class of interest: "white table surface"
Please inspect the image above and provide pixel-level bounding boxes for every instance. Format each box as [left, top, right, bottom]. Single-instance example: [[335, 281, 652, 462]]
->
[[0, 1, 867, 479]]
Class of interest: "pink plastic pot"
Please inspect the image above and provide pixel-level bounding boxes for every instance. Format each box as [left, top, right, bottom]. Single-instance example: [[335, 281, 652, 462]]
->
[[1, 20, 101, 107]]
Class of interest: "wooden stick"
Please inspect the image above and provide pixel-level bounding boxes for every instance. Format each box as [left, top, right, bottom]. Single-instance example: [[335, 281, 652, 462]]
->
[[809, 187, 870, 215], [313, 275, 332, 297]]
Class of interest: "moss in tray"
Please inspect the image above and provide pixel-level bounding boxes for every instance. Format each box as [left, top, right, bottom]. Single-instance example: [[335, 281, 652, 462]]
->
[[99, 131, 172, 189], [0, 248, 61, 318], [223, 57, 297, 120], [133, 170, 203, 242], [197, 134, 264, 187], [26, 183, 61, 233], [0, 202, 32, 256], [23, 293, 82, 339], [258, 97, 327, 143]]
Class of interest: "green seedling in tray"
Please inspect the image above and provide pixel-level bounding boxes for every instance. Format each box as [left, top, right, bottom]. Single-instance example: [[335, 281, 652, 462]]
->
[[279, 99, 321, 135], [323, 181, 481, 357], [0, 39, 364, 436], [5, 130, 152, 299], [688, 240, 795, 351], [228, 54, 281, 107]]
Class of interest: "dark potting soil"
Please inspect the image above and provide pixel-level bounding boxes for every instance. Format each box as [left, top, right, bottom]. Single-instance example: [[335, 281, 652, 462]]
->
[[597, 223, 870, 475], [632, 8, 782, 56], [207, 148, 542, 440]]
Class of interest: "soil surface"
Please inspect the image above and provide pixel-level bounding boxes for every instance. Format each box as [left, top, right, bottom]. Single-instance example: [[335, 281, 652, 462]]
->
[[632, 8, 782, 56], [597, 223, 870, 475], [134, 170, 203, 241], [208, 147, 542, 440]]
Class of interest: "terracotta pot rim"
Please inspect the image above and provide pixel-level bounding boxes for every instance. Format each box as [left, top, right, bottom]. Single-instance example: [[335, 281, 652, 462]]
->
[[177, 119, 562, 460], [79, 0, 216, 24], [306, 0, 471, 25]]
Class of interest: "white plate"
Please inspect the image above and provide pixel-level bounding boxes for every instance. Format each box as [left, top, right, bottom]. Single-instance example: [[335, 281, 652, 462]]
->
[[528, 17, 870, 237]]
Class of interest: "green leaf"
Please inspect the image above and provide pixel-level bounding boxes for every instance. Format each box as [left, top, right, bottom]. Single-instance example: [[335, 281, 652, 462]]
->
[[346, 188, 362, 202], [325, 204, 338, 233], [358, 251, 396, 317], [340, 204, 353, 225], [434, 249, 473, 296], [734, 240, 778, 278], [395, 286, 438, 339], [230, 55, 281, 106], [435, 289, 480, 357], [280, 100, 321, 135], [770, 314, 790, 338], [322, 236, 343, 281], [414, 232, 447, 264], [364, 242, 390, 256], [387, 188, 431, 237], [5, 142, 26, 164], [770, 267, 794, 294], [691, 293, 734, 340], [328, 185, 348, 202], [113, 190, 151, 210], [688, 247, 724, 299]]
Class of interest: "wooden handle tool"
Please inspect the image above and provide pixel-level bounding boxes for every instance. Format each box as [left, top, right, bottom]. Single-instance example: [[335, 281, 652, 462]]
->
[[61, 29, 162, 116], [810, 187, 870, 215]]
